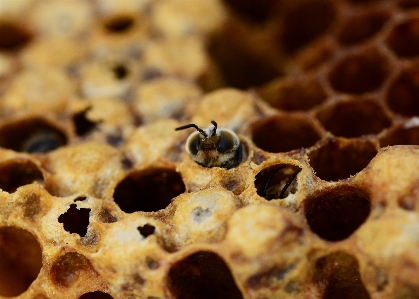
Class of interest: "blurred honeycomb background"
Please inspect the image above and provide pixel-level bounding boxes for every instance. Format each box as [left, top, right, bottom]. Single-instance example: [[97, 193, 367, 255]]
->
[[0, 0, 419, 298]]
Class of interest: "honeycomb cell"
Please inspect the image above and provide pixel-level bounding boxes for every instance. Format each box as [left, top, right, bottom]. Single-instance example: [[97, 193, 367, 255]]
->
[[380, 120, 419, 147], [328, 50, 390, 94], [114, 168, 185, 213], [305, 185, 370, 241], [103, 15, 135, 33], [168, 251, 243, 299], [337, 10, 390, 46], [0, 118, 67, 153], [387, 17, 419, 58], [0, 21, 32, 51], [58, 204, 91, 237], [255, 164, 302, 199], [79, 291, 113, 299], [0, 160, 44, 193], [251, 114, 322, 153], [315, 97, 392, 138], [313, 252, 371, 299], [0, 226, 42, 297], [258, 76, 327, 111], [281, 0, 336, 53], [386, 64, 419, 117], [50, 252, 98, 288], [398, 0, 419, 8], [222, 0, 277, 23], [308, 138, 378, 181]]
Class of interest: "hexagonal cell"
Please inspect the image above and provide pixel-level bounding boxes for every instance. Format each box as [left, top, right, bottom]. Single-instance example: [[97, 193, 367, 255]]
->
[[0, 118, 67, 153], [397, 0, 419, 8], [304, 185, 370, 241], [308, 138, 378, 181], [387, 17, 419, 58], [313, 252, 371, 299], [328, 49, 390, 94], [315, 97, 392, 138], [251, 114, 323, 153], [258, 76, 327, 111], [337, 10, 390, 46], [380, 120, 419, 147], [168, 251, 243, 299], [222, 0, 278, 23], [281, 0, 336, 54], [50, 252, 98, 288], [0, 226, 42, 297], [255, 164, 302, 199], [113, 168, 185, 213], [79, 291, 114, 299], [386, 64, 419, 117], [0, 21, 32, 51], [0, 160, 44, 193]]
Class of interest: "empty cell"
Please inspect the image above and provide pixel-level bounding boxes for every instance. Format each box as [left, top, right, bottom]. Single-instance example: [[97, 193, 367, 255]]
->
[[386, 65, 419, 116], [258, 77, 327, 111], [58, 204, 91, 237], [281, 0, 336, 53], [387, 17, 419, 58], [251, 114, 322, 153], [315, 97, 392, 138], [113, 168, 185, 213], [313, 252, 371, 299], [0, 160, 44, 193], [328, 50, 389, 94], [304, 185, 370, 241], [308, 138, 378, 181], [0, 118, 67, 153], [337, 10, 390, 45], [79, 291, 113, 299], [0, 21, 32, 51], [380, 120, 419, 147], [0, 226, 42, 297], [168, 251, 243, 299]]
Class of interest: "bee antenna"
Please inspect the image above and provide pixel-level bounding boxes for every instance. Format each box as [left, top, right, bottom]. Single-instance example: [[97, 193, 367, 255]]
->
[[211, 120, 217, 136], [175, 123, 208, 138]]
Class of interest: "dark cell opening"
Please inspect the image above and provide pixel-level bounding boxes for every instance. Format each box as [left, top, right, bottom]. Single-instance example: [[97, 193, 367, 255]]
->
[[251, 114, 322, 153], [206, 27, 281, 90], [168, 251, 243, 299], [337, 11, 390, 45], [50, 252, 97, 288], [104, 15, 135, 33], [79, 291, 114, 299], [347, 0, 382, 3], [380, 122, 419, 147], [387, 18, 419, 58], [315, 97, 392, 138], [386, 65, 419, 117], [0, 21, 32, 51], [398, 0, 419, 8], [222, 0, 278, 23], [0, 160, 44, 193], [113, 168, 185, 213], [313, 252, 371, 299], [0, 118, 67, 153], [328, 50, 389, 94], [73, 108, 99, 137], [308, 138, 377, 181], [112, 64, 129, 80], [258, 77, 327, 111], [0, 226, 42, 297], [138, 224, 155, 238], [304, 185, 370, 241], [281, 0, 336, 54], [58, 204, 90, 237], [255, 164, 301, 200]]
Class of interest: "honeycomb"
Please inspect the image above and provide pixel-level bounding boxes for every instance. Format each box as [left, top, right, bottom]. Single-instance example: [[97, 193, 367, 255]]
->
[[0, 0, 419, 298]]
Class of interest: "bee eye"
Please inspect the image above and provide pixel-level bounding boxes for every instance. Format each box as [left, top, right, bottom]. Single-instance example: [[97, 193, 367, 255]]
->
[[217, 131, 235, 153], [188, 135, 201, 155]]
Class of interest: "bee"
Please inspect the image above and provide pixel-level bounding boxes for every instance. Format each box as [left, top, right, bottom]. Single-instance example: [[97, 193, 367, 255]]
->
[[175, 121, 242, 169]]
